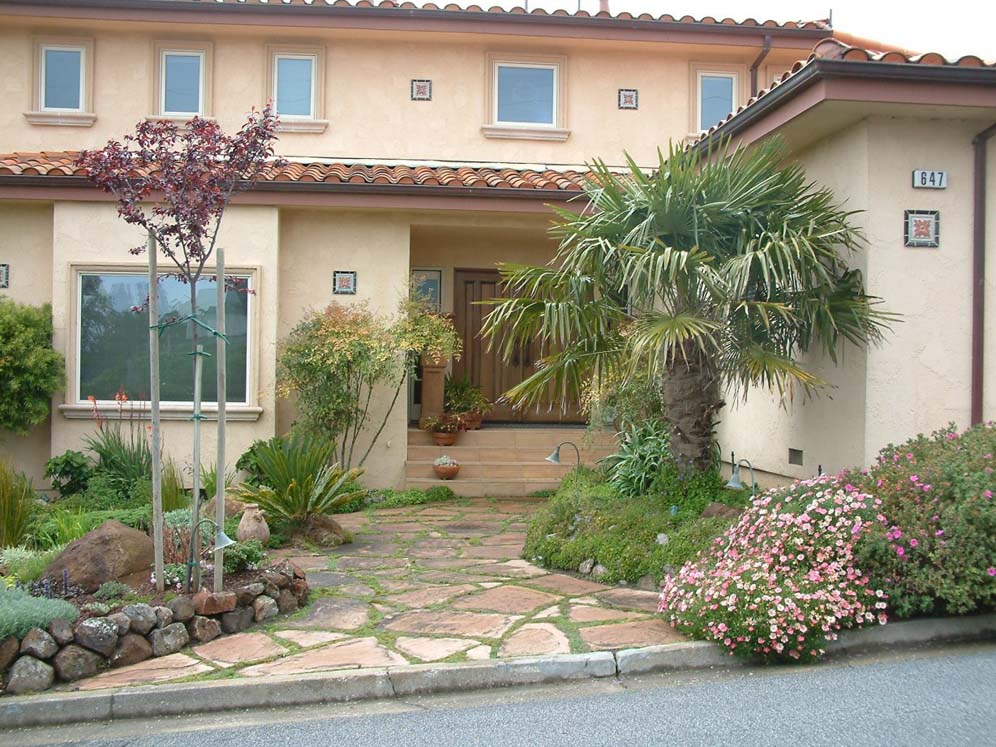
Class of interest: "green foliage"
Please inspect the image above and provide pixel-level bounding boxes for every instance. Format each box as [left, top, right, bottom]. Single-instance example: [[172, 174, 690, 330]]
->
[[44, 451, 94, 498], [159, 563, 186, 589], [200, 461, 236, 500], [0, 586, 78, 640], [84, 421, 152, 497], [364, 485, 456, 510], [93, 580, 132, 601], [0, 299, 65, 435], [0, 462, 36, 548], [584, 370, 665, 431], [523, 470, 742, 584], [235, 435, 366, 522], [222, 539, 265, 574], [236, 439, 270, 486], [444, 374, 491, 414], [66, 472, 124, 510], [30, 506, 151, 549], [161, 459, 189, 512], [0, 545, 64, 583], [604, 420, 673, 498], [847, 423, 996, 619]]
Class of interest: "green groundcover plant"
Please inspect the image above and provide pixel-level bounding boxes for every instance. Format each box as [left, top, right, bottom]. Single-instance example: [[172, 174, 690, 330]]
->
[[0, 586, 78, 639]]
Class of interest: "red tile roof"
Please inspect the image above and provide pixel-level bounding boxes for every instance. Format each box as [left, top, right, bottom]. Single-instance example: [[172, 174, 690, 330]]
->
[[0, 152, 592, 194]]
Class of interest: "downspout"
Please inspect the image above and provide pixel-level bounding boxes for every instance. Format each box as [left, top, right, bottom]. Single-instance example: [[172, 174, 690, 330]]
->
[[749, 35, 772, 97], [971, 122, 996, 425]]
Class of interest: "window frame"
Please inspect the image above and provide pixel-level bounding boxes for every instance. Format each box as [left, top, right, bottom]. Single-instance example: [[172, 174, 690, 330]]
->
[[689, 62, 744, 134], [73, 267, 255, 408], [159, 49, 205, 118], [482, 52, 569, 142], [152, 40, 213, 120], [493, 61, 559, 128], [265, 43, 328, 133], [273, 53, 317, 120], [39, 44, 86, 113], [25, 36, 95, 127]]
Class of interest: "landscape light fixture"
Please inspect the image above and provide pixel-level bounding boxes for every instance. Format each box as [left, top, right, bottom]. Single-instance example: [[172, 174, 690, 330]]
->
[[185, 517, 236, 592], [725, 451, 757, 496], [546, 441, 582, 470]]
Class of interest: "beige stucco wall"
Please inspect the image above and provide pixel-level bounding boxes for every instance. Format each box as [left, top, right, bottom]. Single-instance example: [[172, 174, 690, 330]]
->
[[277, 208, 411, 489], [0, 19, 800, 166], [0, 202, 55, 485]]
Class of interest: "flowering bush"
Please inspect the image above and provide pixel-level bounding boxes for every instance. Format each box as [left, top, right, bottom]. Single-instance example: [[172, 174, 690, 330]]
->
[[847, 423, 996, 618], [659, 476, 886, 661]]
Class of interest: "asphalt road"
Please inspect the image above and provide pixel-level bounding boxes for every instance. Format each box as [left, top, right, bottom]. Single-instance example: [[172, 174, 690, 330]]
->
[[5, 643, 995, 747]]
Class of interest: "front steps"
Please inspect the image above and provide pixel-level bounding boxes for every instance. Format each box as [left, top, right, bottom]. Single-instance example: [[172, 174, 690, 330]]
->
[[404, 425, 617, 497]]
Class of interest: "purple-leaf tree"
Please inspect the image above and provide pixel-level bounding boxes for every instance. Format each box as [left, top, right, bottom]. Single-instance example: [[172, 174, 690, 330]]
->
[[78, 107, 282, 592]]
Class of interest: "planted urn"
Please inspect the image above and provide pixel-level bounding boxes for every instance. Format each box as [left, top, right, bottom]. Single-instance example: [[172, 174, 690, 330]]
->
[[433, 455, 460, 480]]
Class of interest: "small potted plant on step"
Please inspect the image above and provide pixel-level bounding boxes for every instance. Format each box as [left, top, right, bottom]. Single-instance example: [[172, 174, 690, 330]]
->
[[433, 455, 460, 480], [444, 375, 492, 430], [422, 414, 462, 446]]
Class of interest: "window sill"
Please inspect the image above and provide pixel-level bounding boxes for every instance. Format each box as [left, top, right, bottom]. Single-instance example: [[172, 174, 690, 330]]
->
[[59, 403, 263, 422], [277, 119, 329, 133], [481, 124, 570, 142], [24, 111, 96, 127]]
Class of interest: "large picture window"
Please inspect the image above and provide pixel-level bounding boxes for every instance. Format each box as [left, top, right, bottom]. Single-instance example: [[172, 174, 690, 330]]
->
[[77, 272, 250, 404]]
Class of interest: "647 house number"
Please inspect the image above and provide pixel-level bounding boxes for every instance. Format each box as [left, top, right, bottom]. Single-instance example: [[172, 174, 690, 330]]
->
[[912, 169, 947, 189]]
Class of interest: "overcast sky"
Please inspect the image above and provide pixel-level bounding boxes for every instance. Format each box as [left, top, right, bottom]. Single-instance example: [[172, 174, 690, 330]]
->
[[476, 1, 996, 60]]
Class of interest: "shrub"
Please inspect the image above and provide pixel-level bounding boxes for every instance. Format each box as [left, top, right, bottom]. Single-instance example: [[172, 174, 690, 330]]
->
[[44, 450, 94, 498], [84, 420, 152, 497], [31, 507, 151, 548], [444, 375, 491, 415], [161, 458, 189, 512], [0, 299, 65, 435], [0, 545, 63, 583], [93, 580, 131, 601], [660, 476, 886, 662], [604, 420, 672, 498], [0, 461, 36, 548], [0, 586, 78, 640], [234, 435, 366, 522], [236, 439, 271, 486], [200, 462, 236, 500], [847, 423, 996, 618], [74, 472, 122, 510], [222, 539, 265, 574], [363, 486, 456, 510]]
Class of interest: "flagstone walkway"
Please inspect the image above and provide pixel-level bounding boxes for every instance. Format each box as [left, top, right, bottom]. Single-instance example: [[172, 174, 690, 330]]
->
[[69, 497, 682, 691]]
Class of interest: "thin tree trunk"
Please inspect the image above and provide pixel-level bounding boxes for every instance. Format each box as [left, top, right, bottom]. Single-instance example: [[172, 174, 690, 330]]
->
[[147, 232, 164, 592], [187, 282, 203, 592], [213, 248, 226, 592], [661, 347, 724, 472]]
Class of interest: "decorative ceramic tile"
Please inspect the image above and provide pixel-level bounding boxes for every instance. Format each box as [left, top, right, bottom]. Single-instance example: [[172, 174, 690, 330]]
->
[[0, 264, 8, 289], [618, 88, 639, 110], [411, 79, 432, 101], [904, 210, 940, 248], [333, 270, 357, 295]]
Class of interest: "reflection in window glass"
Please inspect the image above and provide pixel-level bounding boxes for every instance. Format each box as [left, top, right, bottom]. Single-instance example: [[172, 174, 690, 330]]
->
[[496, 65, 555, 125], [163, 53, 202, 114], [275, 56, 314, 117], [43, 48, 82, 110], [700, 74, 734, 130], [79, 273, 249, 403]]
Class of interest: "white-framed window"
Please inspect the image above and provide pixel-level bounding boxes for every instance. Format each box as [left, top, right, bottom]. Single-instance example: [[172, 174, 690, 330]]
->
[[40, 44, 85, 112], [160, 49, 205, 117], [75, 270, 251, 405], [697, 71, 737, 131], [494, 62, 558, 127], [274, 53, 316, 119]]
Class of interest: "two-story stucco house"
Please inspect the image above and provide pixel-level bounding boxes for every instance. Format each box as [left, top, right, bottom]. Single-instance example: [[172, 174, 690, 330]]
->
[[0, 1, 994, 494]]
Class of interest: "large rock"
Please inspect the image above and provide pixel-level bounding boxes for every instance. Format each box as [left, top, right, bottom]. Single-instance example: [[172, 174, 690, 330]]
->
[[48, 619, 75, 646], [107, 612, 132, 635], [153, 606, 174, 629], [193, 590, 237, 616], [123, 603, 158, 635], [167, 596, 196, 622], [42, 520, 153, 593], [19, 628, 58, 660], [53, 645, 102, 682], [187, 615, 221, 643], [0, 636, 20, 672], [701, 501, 742, 520], [149, 623, 189, 657], [237, 505, 270, 544], [220, 607, 254, 634], [252, 595, 278, 622], [110, 634, 153, 668], [276, 588, 298, 614], [74, 617, 119, 657], [298, 515, 348, 548], [235, 583, 264, 606], [203, 494, 248, 520], [5, 656, 54, 694]]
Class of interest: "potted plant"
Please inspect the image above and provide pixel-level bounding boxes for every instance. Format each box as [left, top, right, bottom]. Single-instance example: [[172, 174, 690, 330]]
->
[[433, 455, 460, 480], [422, 414, 461, 446], [444, 375, 492, 430]]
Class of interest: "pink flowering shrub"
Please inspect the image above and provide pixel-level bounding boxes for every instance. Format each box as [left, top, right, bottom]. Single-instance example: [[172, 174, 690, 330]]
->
[[659, 476, 886, 662], [846, 423, 996, 618]]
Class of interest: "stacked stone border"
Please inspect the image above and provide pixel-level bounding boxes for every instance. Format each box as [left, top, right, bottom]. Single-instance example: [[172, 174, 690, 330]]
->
[[3, 613, 993, 729], [0, 561, 310, 696]]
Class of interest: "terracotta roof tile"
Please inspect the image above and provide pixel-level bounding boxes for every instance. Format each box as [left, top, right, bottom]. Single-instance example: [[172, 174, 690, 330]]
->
[[0, 152, 594, 195]]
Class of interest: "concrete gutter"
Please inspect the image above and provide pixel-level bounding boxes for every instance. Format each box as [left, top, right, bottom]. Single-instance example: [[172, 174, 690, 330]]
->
[[4, 614, 995, 730]]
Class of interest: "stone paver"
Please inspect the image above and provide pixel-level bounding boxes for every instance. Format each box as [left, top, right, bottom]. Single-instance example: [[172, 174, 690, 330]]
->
[[273, 630, 348, 648], [498, 624, 571, 658], [240, 637, 406, 677], [78, 653, 213, 690], [578, 620, 683, 650], [569, 605, 648, 624], [395, 637, 479, 662], [383, 610, 521, 638], [452, 585, 560, 614], [526, 574, 611, 596], [193, 632, 287, 667], [595, 589, 662, 613], [284, 596, 371, 630], [383, 584, 479, 608]]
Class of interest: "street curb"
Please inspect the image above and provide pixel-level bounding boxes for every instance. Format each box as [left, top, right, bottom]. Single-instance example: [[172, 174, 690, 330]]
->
[[4, 615, 995, 730]]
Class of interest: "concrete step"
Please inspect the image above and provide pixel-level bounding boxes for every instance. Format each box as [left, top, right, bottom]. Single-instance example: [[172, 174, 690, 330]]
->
[[406, 444, 616, 464], [405, 460, 576, 480], [404, 476, 562, 498], [407, 427, 617, 450]]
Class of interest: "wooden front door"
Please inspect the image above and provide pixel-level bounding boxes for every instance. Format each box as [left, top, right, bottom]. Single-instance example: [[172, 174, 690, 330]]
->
[[453, 269, 582, 423]]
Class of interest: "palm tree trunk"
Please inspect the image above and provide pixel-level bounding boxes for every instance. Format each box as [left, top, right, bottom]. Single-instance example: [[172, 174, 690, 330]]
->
[[661, 348, 724, 472]]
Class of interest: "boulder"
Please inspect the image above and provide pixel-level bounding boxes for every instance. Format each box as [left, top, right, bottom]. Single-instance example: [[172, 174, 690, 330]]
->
[[701, 502, 742, 520], [19, 628, 58, 660], [48, 619, 75, 646], [252, 595, 278, 622], [297, 515, 348, 548], [153, 606, 174, 629], [110, 634, 153, 668], [41, 520, 153, 593], [5, 656, 54, 695], [187, 615, 221, 643], [122, 603, 158, 635], [591, 564, 609, 581], [193, 590, 237, 616], [276, 588, 299, 614], [167, 596, 196, 622], [235, 582, 265, 606], [149, 623, 189, 657], [107, 612, 132, 635], [290, 579, 310, 604], [220, 607, 254, 635], [0, 636, 19, 673], [262, 570, 290, 589], [74, 617, 119, 657], [578, 559, 595, 575], [53, 645, 102, 682], [237, 505, 270, 544], [203, 494, 248, 520]]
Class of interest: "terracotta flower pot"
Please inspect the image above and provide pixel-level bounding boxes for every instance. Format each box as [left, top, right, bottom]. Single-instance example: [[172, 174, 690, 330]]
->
[[433, 464, 460, 480], [431, 431, 458, 447], [461, 412, 483, 430]]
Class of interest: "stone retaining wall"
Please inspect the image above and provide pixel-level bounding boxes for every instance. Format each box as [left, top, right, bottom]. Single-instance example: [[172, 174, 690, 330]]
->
[[0, 561, 309, 696]]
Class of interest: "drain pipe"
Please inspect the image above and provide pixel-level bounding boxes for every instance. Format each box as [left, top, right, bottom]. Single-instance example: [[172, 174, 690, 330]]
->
[[749, 35, 772, 97], [971, 122, 996, 425]]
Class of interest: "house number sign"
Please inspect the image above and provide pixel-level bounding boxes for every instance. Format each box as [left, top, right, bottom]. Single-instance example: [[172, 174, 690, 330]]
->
[[912, 169, 947, 189]]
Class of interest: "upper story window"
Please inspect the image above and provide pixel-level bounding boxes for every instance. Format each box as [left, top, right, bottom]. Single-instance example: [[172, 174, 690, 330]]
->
[[482, 53, 569, 142], [691, 64, 742, 133], [25, 37, 95, 126], [153, 41, 213, 120], [266, 44, 327, 132]]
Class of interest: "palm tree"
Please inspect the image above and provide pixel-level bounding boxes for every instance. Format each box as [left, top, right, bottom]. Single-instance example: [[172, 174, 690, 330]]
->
[[482, 138, 894, 471]]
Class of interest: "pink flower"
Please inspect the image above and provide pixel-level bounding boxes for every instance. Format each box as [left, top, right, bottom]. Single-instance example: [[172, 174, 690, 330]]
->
[[896, 547, 905, 557], [909, 539, 918, 548], [988, 568, 996, 577]]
